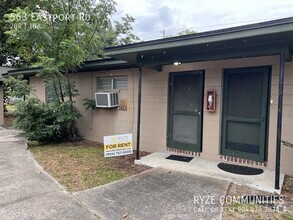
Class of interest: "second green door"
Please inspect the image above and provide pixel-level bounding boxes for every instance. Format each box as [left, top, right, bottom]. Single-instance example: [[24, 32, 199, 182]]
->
[[221, 67, 270, 161]]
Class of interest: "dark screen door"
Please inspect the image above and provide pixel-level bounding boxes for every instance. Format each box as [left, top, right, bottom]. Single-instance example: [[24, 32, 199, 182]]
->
[[167, 71, 204, 152], [221, 67, 270, 161]]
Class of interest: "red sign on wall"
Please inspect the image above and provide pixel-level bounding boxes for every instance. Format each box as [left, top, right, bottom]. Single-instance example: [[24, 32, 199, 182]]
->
[[207, 90, 216, 112]]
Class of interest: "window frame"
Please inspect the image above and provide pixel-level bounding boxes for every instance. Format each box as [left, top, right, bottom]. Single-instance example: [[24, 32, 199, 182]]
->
[[97, 76, 128, 90]]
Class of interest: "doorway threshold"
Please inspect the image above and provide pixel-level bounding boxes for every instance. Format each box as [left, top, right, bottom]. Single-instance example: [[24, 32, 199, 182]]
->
[[135, 152, 284, 194]]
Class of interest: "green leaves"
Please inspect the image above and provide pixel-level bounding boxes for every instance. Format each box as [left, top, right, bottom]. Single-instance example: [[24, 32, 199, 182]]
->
[[59, 38, 85, 71], [14, 98, 81, 143], [83, 98, 96, 110], [3, 0, 138, 63], [114, 14, 139, 45], [0, 0, 29, 66], [14, 98, 62, 142], [3, 0, 139, 142], [3, 75, 32, 99]]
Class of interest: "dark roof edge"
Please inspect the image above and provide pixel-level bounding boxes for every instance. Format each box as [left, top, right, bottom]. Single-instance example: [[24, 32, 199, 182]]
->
[[80, 58, 136, 71], [4, 58, 135, 76], [105, 17, 293, 52], [82, 58, 128, 68], [7, 67, 42, 75]]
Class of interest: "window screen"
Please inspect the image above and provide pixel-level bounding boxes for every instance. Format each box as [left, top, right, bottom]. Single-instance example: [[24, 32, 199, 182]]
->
[[173, 74, 199, 112], [226, 121, 260, 154], [172, 115, 198, 145], [227, 72, 263, 118], [97, 76, 128, 90], [97, 78, 112, 90], [45, 84, 55, 103]]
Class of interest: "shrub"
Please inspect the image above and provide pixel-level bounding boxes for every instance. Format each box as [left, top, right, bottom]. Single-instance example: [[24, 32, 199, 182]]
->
[[14, 98, 80, 143]]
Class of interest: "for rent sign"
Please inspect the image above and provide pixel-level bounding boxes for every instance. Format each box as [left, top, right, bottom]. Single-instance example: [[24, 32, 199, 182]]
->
[[103, 134, 133, 157]]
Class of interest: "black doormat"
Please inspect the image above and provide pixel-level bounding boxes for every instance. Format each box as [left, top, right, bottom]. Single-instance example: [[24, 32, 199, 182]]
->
[[217, 163, 264, 175], [166, 155, 193, 162]]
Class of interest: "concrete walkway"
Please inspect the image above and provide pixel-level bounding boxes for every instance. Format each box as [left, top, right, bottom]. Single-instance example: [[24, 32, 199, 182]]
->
[[0, 127, 98, 220], [74, 168, 229, 220], [0, 127, 230, 220]]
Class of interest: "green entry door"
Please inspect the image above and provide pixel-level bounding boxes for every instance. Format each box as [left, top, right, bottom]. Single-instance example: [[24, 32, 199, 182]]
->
[[221, 67, 270, 162], [167, 71, 204, 152]]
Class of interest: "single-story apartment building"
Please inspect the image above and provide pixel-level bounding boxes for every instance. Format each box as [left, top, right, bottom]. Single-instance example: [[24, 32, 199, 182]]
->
[[4, 17, 293, 188]]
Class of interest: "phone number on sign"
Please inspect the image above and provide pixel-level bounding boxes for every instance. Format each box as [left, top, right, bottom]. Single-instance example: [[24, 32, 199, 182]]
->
[[225, 205, 287, 213], [105, 149, 133, 157]]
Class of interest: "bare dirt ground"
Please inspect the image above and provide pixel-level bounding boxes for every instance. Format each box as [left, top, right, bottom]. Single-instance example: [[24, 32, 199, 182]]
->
[[4, 113, 14, 127], [222, 175, 293, 220]]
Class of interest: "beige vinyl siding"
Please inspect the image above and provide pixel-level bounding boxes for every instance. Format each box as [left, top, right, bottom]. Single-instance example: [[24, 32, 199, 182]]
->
[[139, 69, 168, 153], [279, 61, 293, 174], [30, 76, 46, 102], [73, 70, 138, 144]]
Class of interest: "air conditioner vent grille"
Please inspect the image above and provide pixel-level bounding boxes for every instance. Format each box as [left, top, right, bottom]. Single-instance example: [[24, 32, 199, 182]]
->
[[95, 92, 119, 108]]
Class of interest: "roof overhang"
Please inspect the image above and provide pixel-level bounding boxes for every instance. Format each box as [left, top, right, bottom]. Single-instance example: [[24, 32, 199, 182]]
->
[[4, 58, 136, 77], [104, 17, 293, 67], [80, 58, 136, 72], [4, 67, 42, 77]]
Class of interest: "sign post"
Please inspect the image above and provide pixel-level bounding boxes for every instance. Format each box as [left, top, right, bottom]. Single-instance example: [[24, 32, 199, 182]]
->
[[104, 134, 133, 157]]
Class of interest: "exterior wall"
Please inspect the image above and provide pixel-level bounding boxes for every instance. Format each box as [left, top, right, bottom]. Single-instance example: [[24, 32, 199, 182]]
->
[[162, 56, 292, 175], [72, 70, 138, 143], [278, 61, 293, 174], [0, 84, 4, 126], [30, 76, 46, 102], [30, 55, 293, 175]]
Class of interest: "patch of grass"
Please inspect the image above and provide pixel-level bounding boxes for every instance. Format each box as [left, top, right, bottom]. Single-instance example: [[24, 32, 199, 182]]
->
[[30, 141, 150, 192], [281, 212, 293, 220], [272, 212, 293, 220], [6, 104, 16, 112]]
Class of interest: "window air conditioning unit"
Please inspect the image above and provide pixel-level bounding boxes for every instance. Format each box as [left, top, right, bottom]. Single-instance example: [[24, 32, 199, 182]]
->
[[95, 92, 119, 108]]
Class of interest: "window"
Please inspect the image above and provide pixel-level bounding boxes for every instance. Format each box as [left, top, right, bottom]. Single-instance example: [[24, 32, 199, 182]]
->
[[97, 76, 128, 90], [45, 84, 55, 103], [45, 84, 61, 103]]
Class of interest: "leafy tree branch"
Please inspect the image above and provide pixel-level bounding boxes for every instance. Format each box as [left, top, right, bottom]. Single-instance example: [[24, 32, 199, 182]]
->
[[3, 0, 138, 142]]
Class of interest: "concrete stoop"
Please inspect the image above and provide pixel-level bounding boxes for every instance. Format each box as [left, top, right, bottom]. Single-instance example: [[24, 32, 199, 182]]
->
[[135, 152, 284, 194]]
